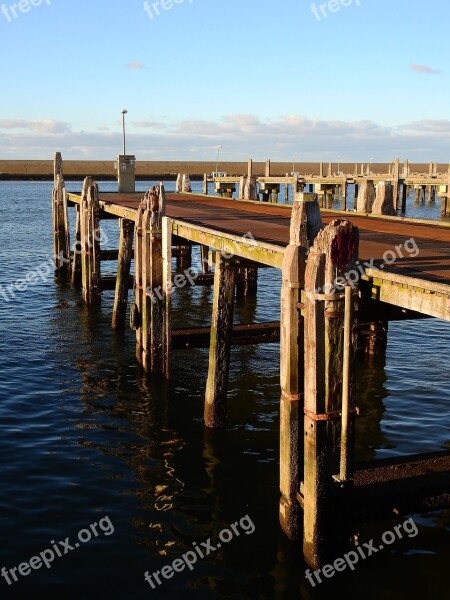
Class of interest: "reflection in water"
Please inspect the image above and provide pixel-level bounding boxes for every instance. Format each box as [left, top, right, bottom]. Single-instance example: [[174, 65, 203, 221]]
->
[[354, 351, 390, 463]]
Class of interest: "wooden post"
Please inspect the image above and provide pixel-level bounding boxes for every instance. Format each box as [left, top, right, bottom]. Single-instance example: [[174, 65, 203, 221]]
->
[[80, 177, 101, 305], [363, 321, 388, 355], [162, 215, 172, 378], [303, 219, 359, 569], [52, 152, 70, 274], [204, 253, 237, 428], [182, 174, 192, 193], [200, 245, 210, 273], [392, 158, 400, 209], [372, 181, 396, 215], [401, 182, 408, 213], [341, 176, 348, 211], [279, 192, 323, 540], [403, 159, 409, 177], [319, 162, 324, 178], [177, 245, 192, 271], [203, 174, 208, 195], [265, 159, 271, 177], [248, 159, 253, 177], [241, 175, 257, 200], [134, 185, 170, 375], [112, 218, 134, 329], [236, 266, 258, 297], [356, 180, 375, 213], [71, 205, 82, 286]]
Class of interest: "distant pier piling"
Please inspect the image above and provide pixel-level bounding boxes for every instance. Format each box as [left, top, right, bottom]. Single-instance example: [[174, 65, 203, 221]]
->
[[52, 152, 70, 274]]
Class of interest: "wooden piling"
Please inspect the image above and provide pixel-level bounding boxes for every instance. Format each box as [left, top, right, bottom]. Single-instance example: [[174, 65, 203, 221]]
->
[[134, 185, 170, 375], [279, 192, 322, 539], [302, 219, 359, 568], [356, 180, 375, 213], [236, 266, 258, 297], [204, 252, 237, 428], [392, 159, 400, 209], [372, 181, 396, 216], [341, 176, 348, 211], [71, 205, 82, 286], [112, 218, 134, 330], [80, 177, 101, 305], [52, 152, 70, 274], [200, 245, 210, 273], [363, 321, 388, 355], [401, 182, 408, 213], [203, 174, 208, 195]]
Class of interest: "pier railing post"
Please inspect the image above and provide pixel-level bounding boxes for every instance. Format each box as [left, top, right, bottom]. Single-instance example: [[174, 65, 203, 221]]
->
[[52, 152, 70, 275], [112, 218, 134, 329], [204, 252, 237, 428], [80, 177, 101, 305], [302, 219, 359, 569], [134, 185, 170, 375], [279, 192, 322, 539]]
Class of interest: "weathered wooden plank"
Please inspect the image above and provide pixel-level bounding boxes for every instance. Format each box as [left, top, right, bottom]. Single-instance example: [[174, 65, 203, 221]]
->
[[171, 220, 284, 268]]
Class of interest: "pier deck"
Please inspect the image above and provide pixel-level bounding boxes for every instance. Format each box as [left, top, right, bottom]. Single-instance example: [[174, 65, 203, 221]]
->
[[67, 191, 450, 319]]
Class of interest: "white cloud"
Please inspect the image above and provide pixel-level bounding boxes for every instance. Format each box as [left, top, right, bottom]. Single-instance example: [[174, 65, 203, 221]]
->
[[0, 119, 71, 134], [410, 64, 441, 74], [1, 115, 450, 161], [126, 61, 146, 69]]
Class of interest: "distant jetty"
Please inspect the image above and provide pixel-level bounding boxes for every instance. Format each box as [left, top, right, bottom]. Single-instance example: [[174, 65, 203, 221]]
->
[[0, 159, 447, 180]]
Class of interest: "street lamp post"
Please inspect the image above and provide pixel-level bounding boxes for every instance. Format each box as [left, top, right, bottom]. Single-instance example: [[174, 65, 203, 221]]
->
[[216, 145, 222, 174], [121, 109, 128, 155]]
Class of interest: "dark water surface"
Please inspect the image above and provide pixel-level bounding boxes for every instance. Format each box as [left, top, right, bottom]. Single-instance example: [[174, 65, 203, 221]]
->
[[0, 181, 449, 599]]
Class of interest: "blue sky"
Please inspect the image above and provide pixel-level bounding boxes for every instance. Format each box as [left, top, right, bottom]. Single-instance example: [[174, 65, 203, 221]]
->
[[0, 0, 449, 161]]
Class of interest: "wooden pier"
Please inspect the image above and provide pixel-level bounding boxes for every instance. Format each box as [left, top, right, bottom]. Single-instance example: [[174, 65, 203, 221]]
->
[[52, 153, 450, 569], [205, 158, 450, 216]]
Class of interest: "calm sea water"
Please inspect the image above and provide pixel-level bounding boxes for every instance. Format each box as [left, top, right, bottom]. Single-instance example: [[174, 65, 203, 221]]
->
[[0, 181, 449, 599]]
